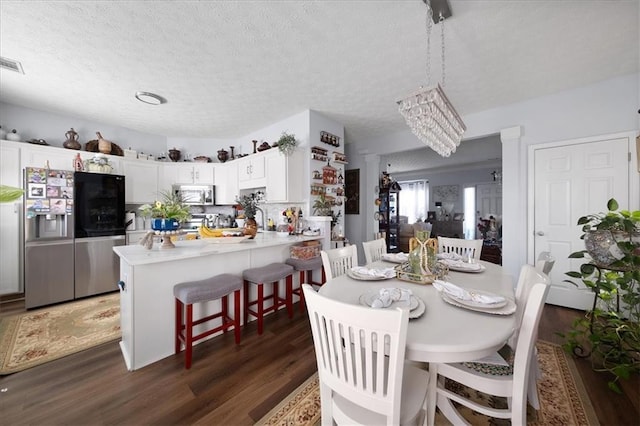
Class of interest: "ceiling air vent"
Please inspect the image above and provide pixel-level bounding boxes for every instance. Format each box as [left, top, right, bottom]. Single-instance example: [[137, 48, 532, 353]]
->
[[0, 56, 24, 74]]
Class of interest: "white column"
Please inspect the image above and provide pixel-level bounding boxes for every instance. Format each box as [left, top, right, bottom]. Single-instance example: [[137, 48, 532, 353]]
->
[[500, 126, 524, 284]]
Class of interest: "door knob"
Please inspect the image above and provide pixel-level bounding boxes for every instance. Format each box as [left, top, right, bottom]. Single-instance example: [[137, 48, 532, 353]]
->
[[536, 231, 545, 236]]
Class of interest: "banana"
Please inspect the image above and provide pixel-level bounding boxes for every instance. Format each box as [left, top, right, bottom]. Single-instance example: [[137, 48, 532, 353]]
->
[[198, 224, 223, 238]]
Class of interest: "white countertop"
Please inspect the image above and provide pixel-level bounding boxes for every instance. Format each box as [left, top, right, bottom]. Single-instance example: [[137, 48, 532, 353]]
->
[[114, 232, 321, 265]]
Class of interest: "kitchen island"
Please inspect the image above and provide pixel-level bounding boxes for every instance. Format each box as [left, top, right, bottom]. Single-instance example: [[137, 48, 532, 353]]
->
[[113, 232, 322, 370]]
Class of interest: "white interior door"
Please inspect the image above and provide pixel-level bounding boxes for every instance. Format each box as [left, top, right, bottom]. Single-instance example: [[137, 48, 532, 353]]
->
[[533, 135, 631, 310]]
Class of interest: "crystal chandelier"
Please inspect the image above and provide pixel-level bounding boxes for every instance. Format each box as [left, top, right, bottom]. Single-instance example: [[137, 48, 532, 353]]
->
[[398, 0, 466, 157]]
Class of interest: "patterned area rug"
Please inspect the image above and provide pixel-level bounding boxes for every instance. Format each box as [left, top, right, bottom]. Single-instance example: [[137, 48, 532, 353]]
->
[[0, 293, 120, 375], [256, 341, 599, 425]]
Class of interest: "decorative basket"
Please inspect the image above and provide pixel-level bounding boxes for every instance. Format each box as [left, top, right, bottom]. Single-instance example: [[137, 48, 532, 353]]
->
[[394, 261, 449, 285], [290, 244, 320, 260]]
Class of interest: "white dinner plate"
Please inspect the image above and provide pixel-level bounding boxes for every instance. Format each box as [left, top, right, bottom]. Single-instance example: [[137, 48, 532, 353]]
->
[[347, 268, 394, 281], [441, 293, 516, 315], [445, 262, 486, 273], [359, 292, 425, 319], [447, 289, 508, 309], [359, 291, 419, 310], [381, 253, 409, 264]]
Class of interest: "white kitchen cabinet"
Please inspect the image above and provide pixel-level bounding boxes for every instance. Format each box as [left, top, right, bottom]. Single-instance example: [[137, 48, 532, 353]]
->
[[214, 161, 239, 205], [21, 144, 79, 171], [265, 149, 304, 203], [0, 141, 23, 294], [237, 154, 266, 189], [166, 163, 215, 185], [20, 143, 122, 174], [122, 160, 159, 203]]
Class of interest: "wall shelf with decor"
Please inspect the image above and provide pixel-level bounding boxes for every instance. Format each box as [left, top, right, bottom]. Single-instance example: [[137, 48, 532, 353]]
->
[[320, 131, 340, 147], [311, 146, 328, 162], [332, 151, 348, 164]]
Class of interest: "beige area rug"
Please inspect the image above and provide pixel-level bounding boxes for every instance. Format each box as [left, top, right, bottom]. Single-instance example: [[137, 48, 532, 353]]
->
[[256, 341, 599, 426], [0, 293, 120, 375]]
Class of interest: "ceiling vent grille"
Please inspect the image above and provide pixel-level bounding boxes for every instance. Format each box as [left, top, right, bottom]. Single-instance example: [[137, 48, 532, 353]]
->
[[0, 56, 24, 74]]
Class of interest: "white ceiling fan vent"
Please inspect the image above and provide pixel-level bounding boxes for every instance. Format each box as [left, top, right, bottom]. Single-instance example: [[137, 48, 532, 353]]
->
[[0, 56, 24, 74]]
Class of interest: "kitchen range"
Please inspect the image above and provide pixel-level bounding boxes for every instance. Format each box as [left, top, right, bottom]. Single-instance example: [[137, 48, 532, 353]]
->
[[24, 167, 125, 309]]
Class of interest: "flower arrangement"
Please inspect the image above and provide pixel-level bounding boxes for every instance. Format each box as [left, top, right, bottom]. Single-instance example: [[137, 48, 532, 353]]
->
[[235, 194, 258, 219], [139, 190, 191, 223]]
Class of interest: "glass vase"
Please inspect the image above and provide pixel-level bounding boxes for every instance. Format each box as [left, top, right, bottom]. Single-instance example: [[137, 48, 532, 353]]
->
[[409, 230, 436, 276]]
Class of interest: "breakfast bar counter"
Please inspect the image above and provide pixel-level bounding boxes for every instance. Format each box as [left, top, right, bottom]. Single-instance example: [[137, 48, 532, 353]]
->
[[113, 232, 322, 370]]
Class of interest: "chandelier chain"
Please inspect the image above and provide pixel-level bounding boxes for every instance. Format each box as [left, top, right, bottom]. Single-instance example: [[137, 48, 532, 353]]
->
[[425, 5, 433, 87], [441, 13, 445, 87]]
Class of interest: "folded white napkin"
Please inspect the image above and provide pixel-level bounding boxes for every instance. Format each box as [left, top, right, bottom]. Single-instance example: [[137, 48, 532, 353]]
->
[[381, 252, 409, 263], [351, 266, 396, 279], [433, 280, 505, 305], [371, 288, 413, 309], [443, 259, 482, 271], [437, 252, 463, 261]]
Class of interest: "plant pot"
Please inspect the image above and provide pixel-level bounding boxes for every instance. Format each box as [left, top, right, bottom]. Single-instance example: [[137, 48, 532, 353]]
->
[[584, 230, 639, 268], [244, 217, 257, 239], [151, 218, 180, 231]]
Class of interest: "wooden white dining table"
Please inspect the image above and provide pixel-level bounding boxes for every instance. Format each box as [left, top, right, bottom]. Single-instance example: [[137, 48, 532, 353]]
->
[[318, 260, 517, 425]]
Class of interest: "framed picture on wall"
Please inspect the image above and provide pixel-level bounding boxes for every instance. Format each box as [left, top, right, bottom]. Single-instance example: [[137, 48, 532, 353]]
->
[[426, 211, 436, 222], [345, 169, 359, 214]]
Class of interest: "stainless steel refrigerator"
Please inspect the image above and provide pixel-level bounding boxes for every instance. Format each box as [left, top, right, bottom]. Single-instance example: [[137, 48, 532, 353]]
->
[[73, 171, 126, 299], [24, 167, 75, 309], [24, 168, 126, 309]]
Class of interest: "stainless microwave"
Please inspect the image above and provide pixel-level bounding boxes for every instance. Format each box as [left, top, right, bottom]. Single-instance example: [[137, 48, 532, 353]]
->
[[173, 185, 215, 205]]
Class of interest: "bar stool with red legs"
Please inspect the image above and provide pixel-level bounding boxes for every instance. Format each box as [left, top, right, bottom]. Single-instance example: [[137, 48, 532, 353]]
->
[[174, 273, 242, 369], [285, 256, 326, 313], [243, 262, 295, 334]]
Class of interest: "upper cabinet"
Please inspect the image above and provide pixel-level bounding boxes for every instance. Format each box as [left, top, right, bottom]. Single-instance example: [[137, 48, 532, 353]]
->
[[20, 143, 120, 173], [214, 161, 239, 205], [237, 154, 266, 189], [265, 149, 304, 203], [163, 163, 215, 187], [122, 160, 159, 203]]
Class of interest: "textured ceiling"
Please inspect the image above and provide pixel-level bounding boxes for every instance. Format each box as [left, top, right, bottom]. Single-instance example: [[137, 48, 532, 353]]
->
[[1, 0, 638, 151]]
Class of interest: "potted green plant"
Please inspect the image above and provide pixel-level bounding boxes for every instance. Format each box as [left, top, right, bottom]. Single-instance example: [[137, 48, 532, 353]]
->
[[139, 190, 191, 230], [276, 131, 297, 156], [576, 198, 640, 270], [312, 193, 332, 217], [235, 194, 259, 237], [563, 199, 640, 393]]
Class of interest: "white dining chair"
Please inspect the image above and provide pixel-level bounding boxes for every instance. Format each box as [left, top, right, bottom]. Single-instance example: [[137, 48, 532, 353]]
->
[[362, 237, 387, 264], [320, 244, 358, 280], [437, 236, 483, 261], [302, 284, 429, 426], [434, 280, 550, 425], [535, 251, 555, 276]]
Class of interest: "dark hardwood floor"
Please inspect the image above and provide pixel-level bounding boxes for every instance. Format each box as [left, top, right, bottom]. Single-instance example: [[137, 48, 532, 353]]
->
[[1, 300, 638, 425]]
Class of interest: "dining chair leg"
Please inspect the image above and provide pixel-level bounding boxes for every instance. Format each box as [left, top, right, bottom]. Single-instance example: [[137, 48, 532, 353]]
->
[[427, 365, 438, 425]]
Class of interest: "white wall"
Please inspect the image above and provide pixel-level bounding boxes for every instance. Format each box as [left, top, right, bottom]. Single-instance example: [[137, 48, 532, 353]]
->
[[347, 73, 640, 282], [0, 102, 166, 154]]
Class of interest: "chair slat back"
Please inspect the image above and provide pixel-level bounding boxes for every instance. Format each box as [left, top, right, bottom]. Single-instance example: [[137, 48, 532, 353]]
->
[[437, 237, 483, 261], [320, 245, 358, 280], [362, 238, 387, 264], [509, 264, 550, 349], [302, 284, 408, 424], [510, 282, 550, 421]]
